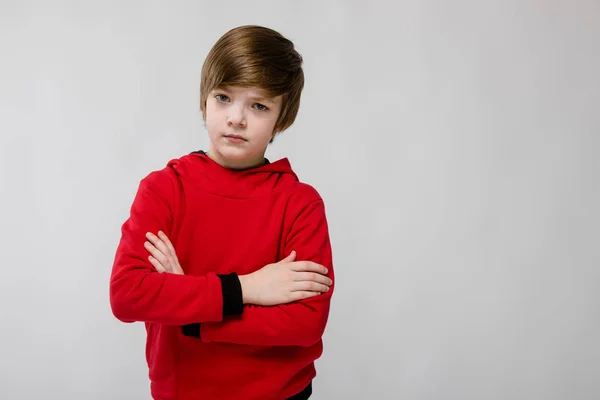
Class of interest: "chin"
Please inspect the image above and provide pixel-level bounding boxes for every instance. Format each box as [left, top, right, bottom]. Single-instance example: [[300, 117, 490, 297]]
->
[[217, 145, 253, 160]]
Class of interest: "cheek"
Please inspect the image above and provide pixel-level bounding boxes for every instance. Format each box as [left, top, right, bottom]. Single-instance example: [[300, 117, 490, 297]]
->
[[264, 117, 279, 136], [205, 104, 221, 133]]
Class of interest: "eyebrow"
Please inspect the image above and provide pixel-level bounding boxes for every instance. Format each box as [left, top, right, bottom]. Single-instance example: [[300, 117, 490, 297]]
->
[[214, 88, 276, 104], [248, 96, 274, 104]]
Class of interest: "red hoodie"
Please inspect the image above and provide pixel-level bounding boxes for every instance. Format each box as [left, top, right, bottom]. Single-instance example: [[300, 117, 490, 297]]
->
[[110, 151, 334, 400]]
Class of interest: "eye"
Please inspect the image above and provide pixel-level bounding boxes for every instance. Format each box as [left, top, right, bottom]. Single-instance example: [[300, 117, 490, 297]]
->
[[253, 103, 269, 111], [215, 94, 230, 102]]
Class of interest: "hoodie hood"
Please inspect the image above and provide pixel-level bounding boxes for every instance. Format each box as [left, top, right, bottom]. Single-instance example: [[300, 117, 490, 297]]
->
[[166, 150, 299, 199]]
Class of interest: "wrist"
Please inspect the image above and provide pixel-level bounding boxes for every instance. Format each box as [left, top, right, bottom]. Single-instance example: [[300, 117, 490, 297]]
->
[[238, 274, 254, 304]]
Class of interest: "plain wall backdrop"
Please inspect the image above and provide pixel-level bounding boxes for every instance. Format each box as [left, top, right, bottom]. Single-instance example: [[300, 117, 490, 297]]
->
[[1, 1, 599, 399]]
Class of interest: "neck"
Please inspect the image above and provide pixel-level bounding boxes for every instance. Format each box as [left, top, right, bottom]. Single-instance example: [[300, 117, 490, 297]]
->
[[206, 150, 266, 171]]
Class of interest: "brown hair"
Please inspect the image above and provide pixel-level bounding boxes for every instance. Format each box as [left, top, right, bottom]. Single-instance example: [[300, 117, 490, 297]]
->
[[200, 25, 304, 137]]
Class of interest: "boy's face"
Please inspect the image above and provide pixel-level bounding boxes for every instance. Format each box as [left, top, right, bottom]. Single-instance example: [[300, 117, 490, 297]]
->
[[205, 85, 282, 170]]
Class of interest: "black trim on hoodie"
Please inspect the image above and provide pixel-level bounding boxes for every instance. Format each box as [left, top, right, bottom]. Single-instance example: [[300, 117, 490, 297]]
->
[[287, 382, 312, 400], [217, 272, 244, 316], [190, 149, 270, 165], [181, 322, 200, 337]]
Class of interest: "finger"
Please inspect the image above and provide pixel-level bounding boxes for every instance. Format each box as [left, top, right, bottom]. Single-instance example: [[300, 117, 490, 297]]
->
[[143, 240, 164, 261], [278, 250, 296, 263], [146, 232, 172, 258], [173, 265, 184, 275], [148, 256, 167, 273], [171, 261, 184, 275], [289, 291, 321, 302], [157, 231, 184, 273], [144, 241, 172, 272], [289, 261, 328, 275], [172, 266, 184, 275], [293, 281, 330, 293], [293, 272, 333, 286], [157, 231, 178, 260]]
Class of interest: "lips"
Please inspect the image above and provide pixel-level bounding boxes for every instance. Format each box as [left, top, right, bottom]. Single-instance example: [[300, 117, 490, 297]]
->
[[224, 134, 247, 141]]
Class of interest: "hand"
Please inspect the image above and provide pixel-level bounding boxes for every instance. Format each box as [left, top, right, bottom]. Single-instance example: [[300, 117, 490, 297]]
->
[[239, 251, 332, 306], [144, 231, 184, 275]]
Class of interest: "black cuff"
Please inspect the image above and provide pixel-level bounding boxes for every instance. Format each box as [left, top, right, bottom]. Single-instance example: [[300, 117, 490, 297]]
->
[[217, 272, 244, 317], [287, 382, 312, 400], [181, 323, 200, 338]]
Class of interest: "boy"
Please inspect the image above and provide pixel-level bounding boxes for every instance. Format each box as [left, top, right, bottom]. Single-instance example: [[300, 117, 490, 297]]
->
[[109, 25, 335, 400]]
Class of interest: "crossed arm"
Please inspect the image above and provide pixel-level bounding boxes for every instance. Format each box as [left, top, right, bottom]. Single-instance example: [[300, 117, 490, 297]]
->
[[143, 199, 335, 347], [110, 172, 335, 347]]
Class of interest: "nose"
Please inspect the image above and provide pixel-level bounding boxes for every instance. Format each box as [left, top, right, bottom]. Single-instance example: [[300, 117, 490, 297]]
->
[[227, 104, 246, 128]]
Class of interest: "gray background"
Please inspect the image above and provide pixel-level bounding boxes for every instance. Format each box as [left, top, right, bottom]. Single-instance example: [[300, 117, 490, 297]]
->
[[1, 1, 599, 399]]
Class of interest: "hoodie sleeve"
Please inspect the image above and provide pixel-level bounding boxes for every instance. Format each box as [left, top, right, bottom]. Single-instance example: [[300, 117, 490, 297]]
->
[[110, 169, 240, 325], [199, 195, 335, 347]]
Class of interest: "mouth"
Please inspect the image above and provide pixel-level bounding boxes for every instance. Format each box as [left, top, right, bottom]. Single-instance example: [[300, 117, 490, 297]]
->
[[223, 134, 247, 141]]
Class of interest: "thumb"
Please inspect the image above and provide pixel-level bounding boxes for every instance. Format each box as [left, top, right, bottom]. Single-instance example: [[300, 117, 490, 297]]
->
[[174, 262, 185, 275], [279, 250, 296, 263]]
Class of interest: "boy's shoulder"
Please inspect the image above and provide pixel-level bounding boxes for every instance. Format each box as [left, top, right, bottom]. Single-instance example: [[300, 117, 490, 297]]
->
[[139, 152, 201, 185], [289, 180, 323, 205], [135, 154, 190, 198]]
